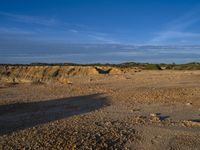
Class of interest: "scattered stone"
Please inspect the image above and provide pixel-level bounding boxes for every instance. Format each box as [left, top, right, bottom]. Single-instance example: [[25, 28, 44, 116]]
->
[[186, 102, 192, 106], [150, 113, 157, 117], [67, 81, 73, 85], [182, 120, 200, 127]]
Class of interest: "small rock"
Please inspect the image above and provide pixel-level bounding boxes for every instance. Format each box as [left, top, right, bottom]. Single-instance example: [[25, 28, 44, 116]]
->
[[67, 81, 73, 84], [150, 113, 157, 117], [151, 139, 158, 144], [105, 121, 112, 126], [149, 113, 160, 122], [186, 102, 192, 106]]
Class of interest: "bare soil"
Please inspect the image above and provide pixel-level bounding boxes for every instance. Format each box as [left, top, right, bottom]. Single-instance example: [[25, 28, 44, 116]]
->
[[0, 70, 200, 149]]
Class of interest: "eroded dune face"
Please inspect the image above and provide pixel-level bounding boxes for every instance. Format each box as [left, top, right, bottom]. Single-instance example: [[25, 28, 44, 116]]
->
[[0, 65, 136, 84]]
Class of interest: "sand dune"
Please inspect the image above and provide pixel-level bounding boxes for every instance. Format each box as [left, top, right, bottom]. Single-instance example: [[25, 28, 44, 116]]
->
[[0, 65, 128, 84]]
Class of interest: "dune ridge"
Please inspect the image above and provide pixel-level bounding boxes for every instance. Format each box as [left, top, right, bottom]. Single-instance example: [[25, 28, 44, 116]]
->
[[0, 65, 132, 84]]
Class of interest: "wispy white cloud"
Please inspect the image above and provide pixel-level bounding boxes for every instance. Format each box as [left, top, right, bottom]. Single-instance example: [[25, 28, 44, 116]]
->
[[67, 27, 118, 43], [0, 27, 35, 34], [151, 31, 200, 43], [148, 6, 200, 45], [0, 11, 57, 26], [0, 11, 119, 44], [87, 34, 119, 44], [68, 29, 79, 33]]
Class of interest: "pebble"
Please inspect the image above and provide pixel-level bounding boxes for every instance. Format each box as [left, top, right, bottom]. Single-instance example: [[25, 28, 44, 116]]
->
[[186, 102, 192, 106]]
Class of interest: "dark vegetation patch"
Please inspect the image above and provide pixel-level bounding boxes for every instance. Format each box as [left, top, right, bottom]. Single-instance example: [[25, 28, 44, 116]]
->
[[0, 62, 200, 70]]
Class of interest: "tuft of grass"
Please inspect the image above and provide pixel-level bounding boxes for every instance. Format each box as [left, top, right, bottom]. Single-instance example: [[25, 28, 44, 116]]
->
[[144, 64, 161, 70]]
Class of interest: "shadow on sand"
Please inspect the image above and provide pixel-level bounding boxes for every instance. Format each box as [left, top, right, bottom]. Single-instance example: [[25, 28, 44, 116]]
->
[[0, 94, 109, 135]]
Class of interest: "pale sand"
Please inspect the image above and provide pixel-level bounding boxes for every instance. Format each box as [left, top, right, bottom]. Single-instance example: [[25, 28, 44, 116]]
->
[[0, 70, 200, 149]]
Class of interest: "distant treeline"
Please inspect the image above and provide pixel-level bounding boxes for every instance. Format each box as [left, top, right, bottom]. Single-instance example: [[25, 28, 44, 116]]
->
[[0, 62, 200, 70]]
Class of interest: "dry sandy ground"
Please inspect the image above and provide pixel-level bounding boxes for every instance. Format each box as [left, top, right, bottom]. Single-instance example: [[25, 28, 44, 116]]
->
[[0, 70, 200, 150]]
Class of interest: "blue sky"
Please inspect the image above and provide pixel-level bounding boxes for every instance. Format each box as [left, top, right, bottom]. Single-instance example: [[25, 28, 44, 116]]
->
[[0, 0, 200, 63]]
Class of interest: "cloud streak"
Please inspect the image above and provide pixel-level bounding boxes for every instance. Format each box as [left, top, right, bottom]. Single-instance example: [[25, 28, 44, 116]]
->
[[68, 29, 79, 33], [151, 31, 200, 43], [0, 12, 119, 44], [149, 6, 200, 44], [0, 11, 57, 26], [0, 27, 35, 35], [87, 34, 119, 44]]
